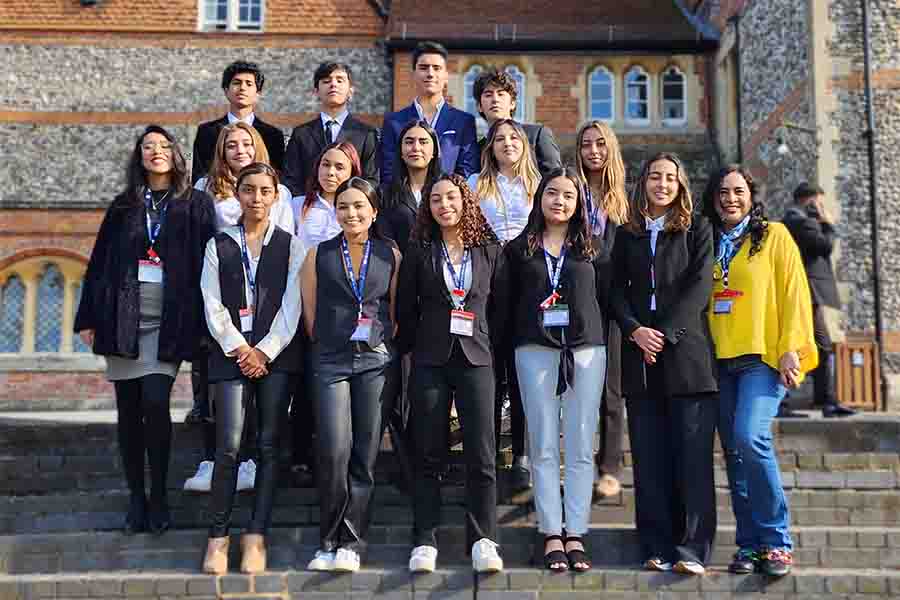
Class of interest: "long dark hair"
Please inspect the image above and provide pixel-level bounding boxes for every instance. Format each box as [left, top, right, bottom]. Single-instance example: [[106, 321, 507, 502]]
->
[[701, 164, 768, 258], [124, 125, 190, 204], [413, 173, 497, 247], [523, 166, 595, 259], [387, 119, 442, 208], [334, 176, 385, 240]]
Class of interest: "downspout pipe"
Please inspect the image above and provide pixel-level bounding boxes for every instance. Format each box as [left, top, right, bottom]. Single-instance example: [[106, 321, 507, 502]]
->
[[731, 14, 743, 163]]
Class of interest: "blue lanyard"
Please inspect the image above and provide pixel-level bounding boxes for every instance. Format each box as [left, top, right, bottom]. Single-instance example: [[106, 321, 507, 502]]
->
[[544, 245, 567, 295], [586, 189, 599, 231], [238, 225, 256, 304], [144, 188, 168, 249], [440, 241, 469, 306], [341, 237, 372, 316]]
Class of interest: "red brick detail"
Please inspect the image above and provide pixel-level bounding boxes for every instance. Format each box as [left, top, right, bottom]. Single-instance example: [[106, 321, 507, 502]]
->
[[0, 371, 192, 405], [0, 248, 88, 272], [0, 31, 380, 47], [831, 69, 900, 91], [741, 79, 808, 163]]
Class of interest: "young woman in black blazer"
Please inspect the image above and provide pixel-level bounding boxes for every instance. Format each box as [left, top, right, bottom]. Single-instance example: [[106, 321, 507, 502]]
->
[[500, 166, 610, 573], [74, 125, 216, 536], [199, 163, 304, 575], [397, 173, 506, 574], [609, 152, 716, 575]]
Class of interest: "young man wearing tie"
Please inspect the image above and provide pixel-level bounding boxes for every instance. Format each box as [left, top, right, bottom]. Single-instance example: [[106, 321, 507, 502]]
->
[[379, 42, 478, 185], [282, 62, 379, 197]]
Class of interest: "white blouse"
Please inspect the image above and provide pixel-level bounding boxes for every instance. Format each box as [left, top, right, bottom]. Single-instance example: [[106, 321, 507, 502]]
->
[[468, 173, 531, 242], [194, 176, 295, 234], [293, 194, 342, 249]]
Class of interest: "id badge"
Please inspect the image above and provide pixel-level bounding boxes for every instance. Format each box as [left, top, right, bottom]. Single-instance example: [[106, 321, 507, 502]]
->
[[542, 304, 570, 327], [137, 259, 163, 283], [350, 318, 373, 342], [449, 310, 475, 337], [713, 299, 733, 314], [239, 307, 254, 333]]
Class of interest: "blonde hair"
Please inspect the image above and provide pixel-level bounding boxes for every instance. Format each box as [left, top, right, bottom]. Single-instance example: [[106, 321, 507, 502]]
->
[[574, 120, 629, 225], [626, 152, 693, 233], [475, 119, 540, 209], [206, 122, 271, 201]]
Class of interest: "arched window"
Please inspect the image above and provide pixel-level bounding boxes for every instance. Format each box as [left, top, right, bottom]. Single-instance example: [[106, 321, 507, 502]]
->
[[72, 281, 91, 353], [662, 66, 687, 126], [503, 65, 526, 122], [625, 66, 651, 125], [0, 276, 25, 353], [589, 66, 615, 122], [463, 64, 484, 118], [35, 265, 64, 352]]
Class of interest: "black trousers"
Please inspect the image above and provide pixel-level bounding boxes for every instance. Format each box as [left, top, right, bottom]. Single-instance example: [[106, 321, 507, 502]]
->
[[493, 345, 525, 457], [290, 359, 316, 468], [412, 346, 497, 548], [812, 305, 837, 407], [626, 358, 717, 565], [113, 374, 175, 504], [380, 354, 413, 486], [316, 365, 387, 553], [208, 372, 290, 538], [596, 320, 624, 477]]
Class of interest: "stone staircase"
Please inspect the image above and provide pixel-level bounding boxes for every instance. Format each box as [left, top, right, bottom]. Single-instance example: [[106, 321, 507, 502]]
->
[[0, 410, 898, 599]]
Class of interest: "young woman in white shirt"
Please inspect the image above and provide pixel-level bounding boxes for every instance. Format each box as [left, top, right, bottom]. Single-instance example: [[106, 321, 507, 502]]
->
[[467, 117, 541, 491]]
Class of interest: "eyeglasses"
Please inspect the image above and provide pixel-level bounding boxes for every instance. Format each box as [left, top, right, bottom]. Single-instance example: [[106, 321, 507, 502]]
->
[[142, 142, 173, 153]]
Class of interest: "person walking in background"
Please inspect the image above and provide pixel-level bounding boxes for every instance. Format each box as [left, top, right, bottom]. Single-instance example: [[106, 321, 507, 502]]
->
[[573, 120, 629, 500], [75, 125, 216, 537], [703, 165, 818, 577], [783, 182, 855, 418], [610, 152, 717, 576], [200, 163, 304, 575]]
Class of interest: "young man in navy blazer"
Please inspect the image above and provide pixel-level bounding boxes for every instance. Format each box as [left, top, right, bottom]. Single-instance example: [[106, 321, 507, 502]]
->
[[192, 61, 286, 184], [474, 67, 561, 178], [282, 62, 379, 196], [379, 42, 478, 185]]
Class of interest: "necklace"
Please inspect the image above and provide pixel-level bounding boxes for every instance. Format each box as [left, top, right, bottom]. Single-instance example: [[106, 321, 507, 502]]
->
[[150, 189, 171, 211]]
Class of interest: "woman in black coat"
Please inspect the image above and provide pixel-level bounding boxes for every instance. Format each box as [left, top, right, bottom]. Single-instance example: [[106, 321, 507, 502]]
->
[[74, 125, 216, 536], [609, 152, 716, 575]]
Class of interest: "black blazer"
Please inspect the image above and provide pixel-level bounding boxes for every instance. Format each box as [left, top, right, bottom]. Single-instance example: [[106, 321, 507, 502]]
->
[[397, 241, 507, 367], [782, 205, 840, 308], [610, 216, 717, 397], [378, 183, 418, 256], [282, 114, 379, 196], [74, 189, 217, 362], [191, 115, 286, 184], [477, 122, 562, 178]]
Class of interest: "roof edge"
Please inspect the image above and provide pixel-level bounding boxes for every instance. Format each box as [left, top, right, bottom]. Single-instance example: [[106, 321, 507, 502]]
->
[[384, 37, 718, 54]]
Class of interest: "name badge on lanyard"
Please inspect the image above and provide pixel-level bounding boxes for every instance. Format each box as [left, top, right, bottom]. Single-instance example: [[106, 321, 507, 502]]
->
[[441, 242, 474, 336], [139, 188, 167, 283], [343, 237, 373, 344], [540, 246, 569, 328], [713, 288, 743, 315], [239, 225, 257, 334], [240, 307, 254, 333], [450, 310, 475, 336]]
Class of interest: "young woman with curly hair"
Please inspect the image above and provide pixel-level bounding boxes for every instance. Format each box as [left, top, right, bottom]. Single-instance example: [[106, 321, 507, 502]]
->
[[396, 173, 506, 574], [702, 165, 817, 578]]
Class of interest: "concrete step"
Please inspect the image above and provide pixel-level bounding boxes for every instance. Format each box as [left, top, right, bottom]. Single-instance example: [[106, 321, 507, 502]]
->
[[2, 567, 898, 599], [2, 525, 899, 575]]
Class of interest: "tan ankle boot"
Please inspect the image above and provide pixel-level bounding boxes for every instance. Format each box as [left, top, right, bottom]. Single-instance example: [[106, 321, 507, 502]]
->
[[240, 533, 267, 574], [202, 536, 229, 575]]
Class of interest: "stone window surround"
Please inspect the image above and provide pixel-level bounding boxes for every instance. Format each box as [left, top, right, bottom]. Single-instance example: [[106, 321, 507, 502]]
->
[[624, 65, 652, 126], [661, 64, 688, 128], [588, 65, 616, 123], [459, 61, 530, 124], [198, 0, 265, 33]]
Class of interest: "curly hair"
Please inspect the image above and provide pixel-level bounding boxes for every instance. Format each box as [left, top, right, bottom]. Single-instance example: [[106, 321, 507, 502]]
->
[[625, 152, 693, 234], [524, 166, 595, 259], [701, 163, 769, 258], [574, 120, 629, 226], [205, 122, 271, 201], [472, 67, 519, 120], [413, 173, 498, 248]]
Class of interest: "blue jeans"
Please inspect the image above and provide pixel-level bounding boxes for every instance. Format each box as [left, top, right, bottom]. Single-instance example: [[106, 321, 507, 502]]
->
[[718, 356, 792, 551]]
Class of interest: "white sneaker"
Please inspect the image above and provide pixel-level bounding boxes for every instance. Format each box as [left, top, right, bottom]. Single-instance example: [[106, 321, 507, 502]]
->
[[183, 460, 214, 492], [644, 557, 673, 572], [409, 545, 438, 573], [674, 560, 706, 575], [471, 538, 503, 573], [333, 547, 360, 572], [236, 459, 256, 491], [307, 550, 336, 571]]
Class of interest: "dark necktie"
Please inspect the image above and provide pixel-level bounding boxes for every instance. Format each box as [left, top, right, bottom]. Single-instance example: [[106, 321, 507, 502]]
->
[[326, 120, 338, 143]]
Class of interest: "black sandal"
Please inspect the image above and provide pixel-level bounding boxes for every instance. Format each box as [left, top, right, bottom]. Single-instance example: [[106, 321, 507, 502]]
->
[[543, 535, 569, 573], [564, 536, 591, 572]]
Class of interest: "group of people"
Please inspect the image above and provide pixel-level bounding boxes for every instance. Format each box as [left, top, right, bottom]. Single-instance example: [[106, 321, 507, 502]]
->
[[75, 41, 842, 578]]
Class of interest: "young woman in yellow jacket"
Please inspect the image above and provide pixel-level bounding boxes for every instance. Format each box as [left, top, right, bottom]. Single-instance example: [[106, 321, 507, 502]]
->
[[702, 165, 817, 578]]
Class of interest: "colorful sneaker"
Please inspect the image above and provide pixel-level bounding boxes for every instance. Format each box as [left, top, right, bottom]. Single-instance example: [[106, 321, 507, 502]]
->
[[758, 547, 792, 577], [728, 548, 758, 574]]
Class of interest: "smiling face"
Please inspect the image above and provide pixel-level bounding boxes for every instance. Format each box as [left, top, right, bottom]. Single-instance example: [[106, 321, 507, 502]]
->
[[716, 171, 753, 228], [336, 187, 376, 236], [645, 159, 680, 217], [316, 68, 353, 110], [429, 179, 464, 230], [479, 84, 515, 123], [580, 127, 609, 173], [317, 148, 353, 196], [401, 126, 435, 170], [141, 132, 174, 175], [541, 176, 578, 226], [413, 52, 448, 98], [237, 172, 277, 224], [224, 72, 260, 112], [224, 129, 256, 173], [492, 123, 524, 171]]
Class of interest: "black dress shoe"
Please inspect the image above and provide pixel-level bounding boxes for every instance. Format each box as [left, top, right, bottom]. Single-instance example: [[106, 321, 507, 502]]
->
[[123, 495, 147, 536], [147, 497, 170, 536], [511, 455, 532, 490], [776, 405, 808, 418], [823, 403, 857, 418]]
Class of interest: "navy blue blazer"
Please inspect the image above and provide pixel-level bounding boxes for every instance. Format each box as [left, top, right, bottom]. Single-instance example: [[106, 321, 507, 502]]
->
[[378, 102, 478, 185]]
